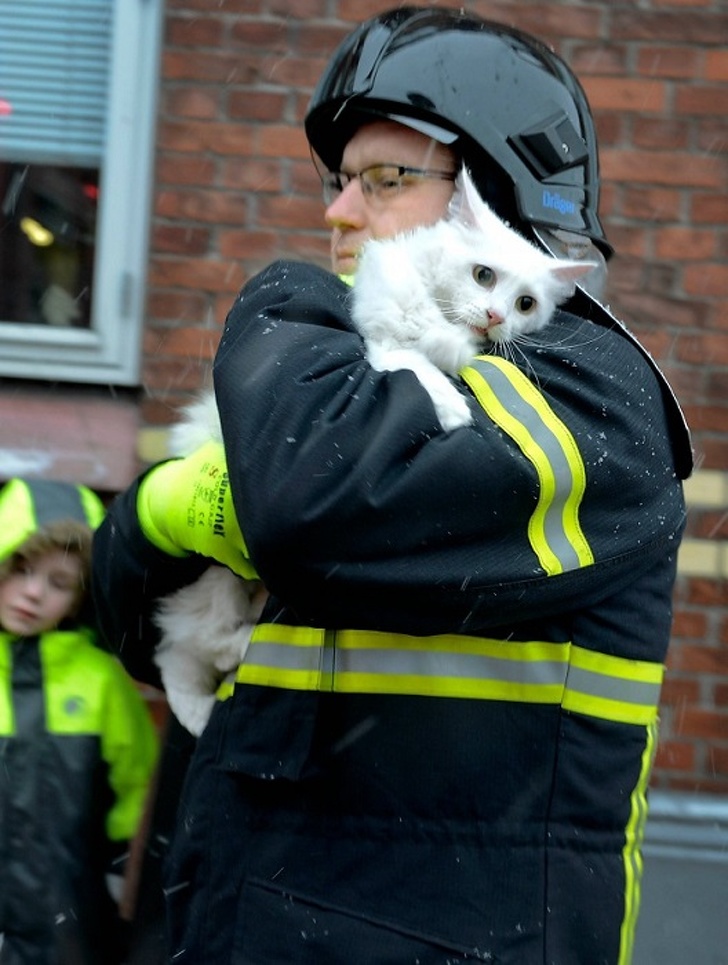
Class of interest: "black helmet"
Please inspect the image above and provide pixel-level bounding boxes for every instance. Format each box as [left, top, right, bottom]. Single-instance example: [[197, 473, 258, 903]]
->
[[305, 6, 612, 258]]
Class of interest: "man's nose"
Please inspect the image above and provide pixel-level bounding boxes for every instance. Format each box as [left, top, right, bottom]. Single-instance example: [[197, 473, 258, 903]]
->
[[324, 179, 367, 228]]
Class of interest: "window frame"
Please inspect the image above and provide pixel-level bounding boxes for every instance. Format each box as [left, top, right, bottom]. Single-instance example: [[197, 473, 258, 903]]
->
[[0, 0, 164, 386]]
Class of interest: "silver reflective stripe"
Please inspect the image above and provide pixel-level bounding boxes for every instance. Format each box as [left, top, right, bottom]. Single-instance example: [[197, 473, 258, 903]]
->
[[566, 665, 662, 708], [460, 356, 594, 576], [235, 627, 663, 724]]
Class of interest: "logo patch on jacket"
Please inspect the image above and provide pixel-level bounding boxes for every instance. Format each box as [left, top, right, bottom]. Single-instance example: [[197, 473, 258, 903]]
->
[[63, 696, 87, 716]]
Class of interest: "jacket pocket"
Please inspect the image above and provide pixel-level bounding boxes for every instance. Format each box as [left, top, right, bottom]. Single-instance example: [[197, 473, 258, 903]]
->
[[232, 877, 494, 964]]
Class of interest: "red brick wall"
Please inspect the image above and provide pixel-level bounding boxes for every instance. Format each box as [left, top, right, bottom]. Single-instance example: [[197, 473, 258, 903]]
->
[[144, 0, 728, 793]]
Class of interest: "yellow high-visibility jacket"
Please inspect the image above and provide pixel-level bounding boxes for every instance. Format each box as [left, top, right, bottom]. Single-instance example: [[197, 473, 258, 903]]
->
[[0, 627, 158, 964]]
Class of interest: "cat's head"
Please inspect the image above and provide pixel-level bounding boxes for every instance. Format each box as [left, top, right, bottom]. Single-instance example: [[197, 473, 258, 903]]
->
[[444, 168, 598, 342]]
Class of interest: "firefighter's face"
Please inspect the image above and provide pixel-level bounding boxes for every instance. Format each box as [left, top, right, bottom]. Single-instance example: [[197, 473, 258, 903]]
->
[[0, 549, 83, 635], [323, 121, 457, 277]]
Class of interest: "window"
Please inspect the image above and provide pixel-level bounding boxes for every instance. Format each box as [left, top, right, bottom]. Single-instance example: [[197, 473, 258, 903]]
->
[[0, 0, 163, 385]]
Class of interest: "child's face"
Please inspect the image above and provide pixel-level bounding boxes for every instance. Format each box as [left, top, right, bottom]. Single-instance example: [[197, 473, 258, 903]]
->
[[0, 549, 84, 636]]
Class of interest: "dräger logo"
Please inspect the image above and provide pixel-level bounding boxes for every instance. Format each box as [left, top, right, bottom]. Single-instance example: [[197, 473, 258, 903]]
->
[[542, 190, 577, 215]]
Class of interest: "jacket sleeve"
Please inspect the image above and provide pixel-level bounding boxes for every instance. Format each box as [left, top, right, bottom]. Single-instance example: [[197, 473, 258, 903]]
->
[[99, 654, 160, 842], [213, 260, 688, 635], [91, 475, 209, 684]]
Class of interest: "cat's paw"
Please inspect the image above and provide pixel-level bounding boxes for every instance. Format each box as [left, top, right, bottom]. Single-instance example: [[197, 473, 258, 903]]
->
[[166, 690, 217, 738], [154, 644, 237, 736], [431, 387, 473, 430]]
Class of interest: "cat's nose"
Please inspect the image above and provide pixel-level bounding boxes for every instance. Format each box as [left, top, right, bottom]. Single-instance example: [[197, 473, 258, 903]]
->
[[486, 310, 503, 328]]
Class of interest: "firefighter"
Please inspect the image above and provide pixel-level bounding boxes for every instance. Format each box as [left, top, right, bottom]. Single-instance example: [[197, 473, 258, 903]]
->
[[0, 477, 158, 964], [92, 7, 691, 963]]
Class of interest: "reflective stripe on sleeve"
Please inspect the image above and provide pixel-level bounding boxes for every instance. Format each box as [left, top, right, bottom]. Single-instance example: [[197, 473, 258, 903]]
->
[[233, 625, 663, 726], [460, 355, 594, 576]]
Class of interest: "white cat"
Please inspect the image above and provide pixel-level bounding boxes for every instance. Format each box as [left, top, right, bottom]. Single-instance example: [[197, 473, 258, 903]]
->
[[351, 167, 597, 429], [153, 391, 266, 737]]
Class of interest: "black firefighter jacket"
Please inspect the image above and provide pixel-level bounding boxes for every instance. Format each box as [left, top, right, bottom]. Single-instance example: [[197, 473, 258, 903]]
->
[[93, 261, 691, 965]]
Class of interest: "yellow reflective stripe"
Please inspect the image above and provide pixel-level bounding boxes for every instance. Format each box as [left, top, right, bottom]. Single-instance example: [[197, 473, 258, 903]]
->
[[460, 356, 594, 575], [0, 637, 13, 734], [618, 719, 658, 965], [233, 626, 663, 725], [562, 648, 664, 725]]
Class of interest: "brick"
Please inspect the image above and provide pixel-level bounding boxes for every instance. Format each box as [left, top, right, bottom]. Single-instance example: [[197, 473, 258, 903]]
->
[[677, 86, 728, 116], [611, 12, 728, 45], [632, 118, 690, 151], [655, 226, 717, 260], [675, 708, 728, 741], [606, 290, 707, 331], [706, 49, 728, 81], [692, 509, 728, 541], [147, 291, 210, 324], [220, 158, 284, 192], [692, 193, 728, 224], [297, 23, 353, 56], [700, 440, 728, 472], [716, 684, 728, 707], [227, 90, 288, 122], [150, 326, 220, 361], [268, 0, 327, 19], [673, 643, 728, 675], [257, 194, 328, 230], [708, 745, 728, 778], [166, 0, 263, 11], [697, 117, 728, 153], [149, 257, 246, 295], [636, 45, 703, 79], [671, 609, 709, 638], [156, 189, 249, 225], [156, 155, 218, 188], [164, 88, 221, 120], [660, 676, 701, 704], [140, 360, 209, 394], [164, 50, 254, 84], [230, 20, 289, 52], [218, 229, 280, 261], [571, 44, 627, 76], [601, 148, 724, 187], [152, 225, 211, 256], [158, 120, 255, 156], [683, 406, 728, 433], [166, 15, 224, 47], [592, 112, 625, 146], [653, 740, 695, 771], [258, 125, 311, 160], [581, 77, 666, 112], [683, 263, 728, 297]]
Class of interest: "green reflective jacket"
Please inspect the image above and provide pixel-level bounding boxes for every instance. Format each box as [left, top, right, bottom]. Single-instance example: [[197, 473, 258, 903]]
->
[[0, 627, 158, 964]]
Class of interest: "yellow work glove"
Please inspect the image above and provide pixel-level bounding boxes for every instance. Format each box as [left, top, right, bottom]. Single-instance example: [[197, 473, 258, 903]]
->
[[137, 440, 258, 579]]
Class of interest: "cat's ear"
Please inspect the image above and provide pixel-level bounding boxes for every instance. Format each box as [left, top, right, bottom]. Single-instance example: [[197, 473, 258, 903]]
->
[[448, 167, 487, 228], [550, 260, 601, 297]]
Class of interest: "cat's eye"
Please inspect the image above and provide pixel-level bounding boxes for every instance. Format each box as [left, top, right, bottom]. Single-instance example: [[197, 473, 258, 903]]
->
[[516, 295, 538, 314], [472, 265, 496, 289], [320, 165, 457, 206]]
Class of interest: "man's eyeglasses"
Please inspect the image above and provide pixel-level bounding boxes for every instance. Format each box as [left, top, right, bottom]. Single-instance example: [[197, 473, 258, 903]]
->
[[320, 164, 457, 206]]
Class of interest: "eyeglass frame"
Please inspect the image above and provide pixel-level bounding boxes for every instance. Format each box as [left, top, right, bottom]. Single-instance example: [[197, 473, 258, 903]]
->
[[318, 163, 457, 207]]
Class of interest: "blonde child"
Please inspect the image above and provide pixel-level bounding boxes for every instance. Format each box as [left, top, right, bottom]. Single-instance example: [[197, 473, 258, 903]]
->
[[0, 477, 158, 965]]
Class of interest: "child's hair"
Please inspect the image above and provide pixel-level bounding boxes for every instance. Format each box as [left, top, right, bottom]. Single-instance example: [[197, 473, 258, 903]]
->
[[0, 518, 94, 621]]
